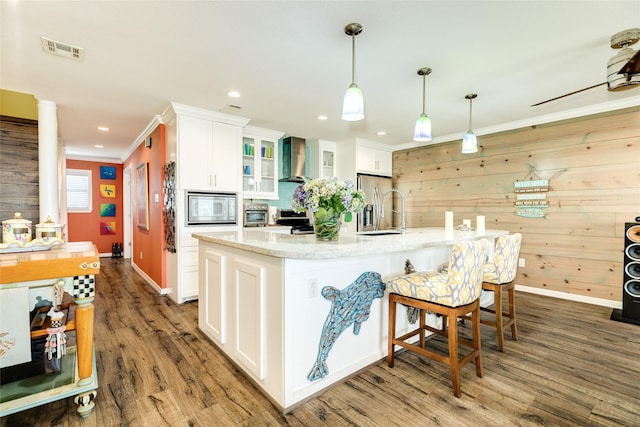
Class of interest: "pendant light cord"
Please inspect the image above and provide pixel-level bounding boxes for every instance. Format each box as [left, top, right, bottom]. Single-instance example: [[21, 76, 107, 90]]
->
[[351, 34, 356, 85], [422, 75, 426, 115], [468, 97, 473, 130]]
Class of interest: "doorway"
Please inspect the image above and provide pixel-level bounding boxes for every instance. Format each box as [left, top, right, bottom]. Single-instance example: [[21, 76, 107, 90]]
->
[[123, 165, 132, 259]]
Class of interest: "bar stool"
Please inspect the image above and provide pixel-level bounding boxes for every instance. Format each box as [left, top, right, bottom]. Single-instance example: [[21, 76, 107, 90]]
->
[[386, 239, 489, 398], [480, 233, 522, 351]]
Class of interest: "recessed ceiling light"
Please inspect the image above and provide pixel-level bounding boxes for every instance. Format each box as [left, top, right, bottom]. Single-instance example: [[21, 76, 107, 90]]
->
[[317, 115, 328, 120], [377, 131, 387, 136], [98, 126, 109, 132], [94, 144, 104, 148], [227, 91, 241, 98]]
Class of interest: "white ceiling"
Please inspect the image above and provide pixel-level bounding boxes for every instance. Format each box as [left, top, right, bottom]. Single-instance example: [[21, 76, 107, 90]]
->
[[2, 1, 640, 162]]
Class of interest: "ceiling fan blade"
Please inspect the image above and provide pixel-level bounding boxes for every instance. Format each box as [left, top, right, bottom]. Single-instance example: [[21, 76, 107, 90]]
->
[[618, 49, 640, 75], [530, 82, 607, 107]]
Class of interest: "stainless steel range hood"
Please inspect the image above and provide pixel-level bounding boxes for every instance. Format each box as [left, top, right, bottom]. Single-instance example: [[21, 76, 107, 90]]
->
[[280, 136, 306, 182]]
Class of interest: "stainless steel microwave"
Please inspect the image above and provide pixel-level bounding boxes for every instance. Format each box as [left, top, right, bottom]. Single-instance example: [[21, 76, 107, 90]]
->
[[186, 191, 237, 226]]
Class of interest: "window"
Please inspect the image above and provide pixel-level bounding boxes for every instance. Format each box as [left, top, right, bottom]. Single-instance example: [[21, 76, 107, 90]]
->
[[66, 169, 92, 212]]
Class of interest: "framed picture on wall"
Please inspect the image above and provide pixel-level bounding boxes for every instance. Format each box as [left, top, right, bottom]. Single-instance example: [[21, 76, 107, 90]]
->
[[100, 184, 116, 198], [136, 162, 149, 230], [100, 203, 116, 217], [99, 165, 116, 180]]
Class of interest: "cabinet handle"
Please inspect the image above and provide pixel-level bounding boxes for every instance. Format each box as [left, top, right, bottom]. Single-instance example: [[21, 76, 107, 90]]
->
[[213, 174, 217, 187], [375, 160, 379, 170]]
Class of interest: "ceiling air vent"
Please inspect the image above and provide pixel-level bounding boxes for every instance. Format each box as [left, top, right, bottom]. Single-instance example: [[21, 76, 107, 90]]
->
[[219, 104, 242, 114], [40, 37, 84, 60]]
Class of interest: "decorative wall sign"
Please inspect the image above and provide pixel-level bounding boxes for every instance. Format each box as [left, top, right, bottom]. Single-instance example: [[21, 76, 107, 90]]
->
[[515, 193, 548, 207], [99, 166, 116, 180], [136, 163, 149, 230], [514, 179, 549, 193], [307, 271, 386, 381], [514, 178, 549, 217], [100, 203, 116, 217], [99, 184, 116, 198], [516, 208, 545, 218], [100, 221, 116, 235]]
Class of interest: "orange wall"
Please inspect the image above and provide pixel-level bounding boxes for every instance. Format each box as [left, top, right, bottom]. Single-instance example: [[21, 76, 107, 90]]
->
[[66, 160, 123, 254], [123, 124, 167, 288]]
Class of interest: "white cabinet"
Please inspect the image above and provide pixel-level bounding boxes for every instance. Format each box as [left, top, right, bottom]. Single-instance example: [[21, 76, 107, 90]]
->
[[336, 138, 394, 182], [356, 144, 392, 176], [199, 247, 227, 345], [178, 115, 243, 192], [233, 257, 266, 379], [307, 139, 336, 179], [162, 102, 248, 304], [197, 240, 284, 400], [242, 126, 284, 199]]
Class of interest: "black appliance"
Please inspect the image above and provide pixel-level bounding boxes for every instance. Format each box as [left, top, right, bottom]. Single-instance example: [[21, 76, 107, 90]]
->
[[276, 209, 312, 234], [611, 219, 640, 325]]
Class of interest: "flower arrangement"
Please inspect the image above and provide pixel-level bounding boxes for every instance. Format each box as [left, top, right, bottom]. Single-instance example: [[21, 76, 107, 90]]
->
[[292, 177, 366, 216], [292, 177, 366, 239]]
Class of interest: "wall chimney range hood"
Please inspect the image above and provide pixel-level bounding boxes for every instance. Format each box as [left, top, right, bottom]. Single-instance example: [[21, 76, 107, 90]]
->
[[280, 136, 307, 182]]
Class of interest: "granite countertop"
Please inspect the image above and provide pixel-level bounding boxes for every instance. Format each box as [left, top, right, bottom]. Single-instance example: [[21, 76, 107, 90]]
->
[[193, 227, 507, 259]]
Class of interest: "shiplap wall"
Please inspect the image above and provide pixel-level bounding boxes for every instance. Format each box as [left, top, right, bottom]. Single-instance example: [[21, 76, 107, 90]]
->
[[0, 116, 39, 234], [393, 107, 640, 303]]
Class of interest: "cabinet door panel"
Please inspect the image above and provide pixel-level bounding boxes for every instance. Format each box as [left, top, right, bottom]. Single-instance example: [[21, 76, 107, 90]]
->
[[234, 259, 265, 379], [200, 249, 226, 344], [211, 122, 241, 191], [178, 115, 212, 190]]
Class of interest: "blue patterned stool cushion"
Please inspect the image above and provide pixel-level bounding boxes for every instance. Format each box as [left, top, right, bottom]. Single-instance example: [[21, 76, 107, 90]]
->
[[483, 233, 522, 284], [387, 239, 489, 307]]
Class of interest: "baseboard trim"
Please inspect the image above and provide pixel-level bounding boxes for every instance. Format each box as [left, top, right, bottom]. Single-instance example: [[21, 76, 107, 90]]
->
[[131, 262, 169, 295], [515, 284, 622, 309]]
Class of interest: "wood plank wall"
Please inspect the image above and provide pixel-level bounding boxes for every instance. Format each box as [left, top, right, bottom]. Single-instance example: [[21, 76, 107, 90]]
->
[[392, 107, 640, 303], [0, 115, 39, 236]]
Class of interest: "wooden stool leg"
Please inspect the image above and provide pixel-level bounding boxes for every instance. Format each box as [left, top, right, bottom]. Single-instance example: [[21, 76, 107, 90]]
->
[[388, 295, 397, 367], [447, 307, 461, 398], [508, 286, 518, 341], [494, 286, 505, 352], [419, 308, 426, 348], [472, 305, 483, 378]]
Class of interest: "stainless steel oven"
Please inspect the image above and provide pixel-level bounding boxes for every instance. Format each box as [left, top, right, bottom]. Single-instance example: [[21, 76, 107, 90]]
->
[[186, 191, 237, 226], [244, 203, 269, 227]]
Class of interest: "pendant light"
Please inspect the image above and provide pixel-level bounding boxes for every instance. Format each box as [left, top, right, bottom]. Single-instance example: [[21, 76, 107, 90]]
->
[[413, 67, 432, 142], [461, 93, 478, 154], [342, 23, 364, 121]]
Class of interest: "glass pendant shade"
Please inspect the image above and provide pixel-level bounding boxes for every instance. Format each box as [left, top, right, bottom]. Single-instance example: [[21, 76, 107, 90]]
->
[[342, 83, 364, 121], [462, 93, 478, 154], [413, 113, 432, 142], [461, 131, 478, 153]]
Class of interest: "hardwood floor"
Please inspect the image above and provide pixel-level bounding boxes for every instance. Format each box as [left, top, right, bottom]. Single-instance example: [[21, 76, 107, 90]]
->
[[2, 257, 639, 426]]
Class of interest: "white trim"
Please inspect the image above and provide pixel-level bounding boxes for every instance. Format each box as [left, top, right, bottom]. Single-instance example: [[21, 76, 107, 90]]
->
[[515, 284, 622, 309], [123, 165, 132, 259], [120, 114, 164, 162], [393, 98, 640, 152], [132, 261, 170, 295], [65, 154, 123, 163], [168, 102, 251, 127]]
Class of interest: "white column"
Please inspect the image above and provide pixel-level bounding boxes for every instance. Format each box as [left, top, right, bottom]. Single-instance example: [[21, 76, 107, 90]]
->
[[38, 99, 59, 223]]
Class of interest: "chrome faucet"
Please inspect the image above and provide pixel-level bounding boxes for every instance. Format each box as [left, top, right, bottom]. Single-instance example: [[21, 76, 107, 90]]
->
[[380, 189, 406, 234]]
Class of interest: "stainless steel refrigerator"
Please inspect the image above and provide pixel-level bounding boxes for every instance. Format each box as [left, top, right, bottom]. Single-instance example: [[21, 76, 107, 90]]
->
[[356, 174, 394, 232]]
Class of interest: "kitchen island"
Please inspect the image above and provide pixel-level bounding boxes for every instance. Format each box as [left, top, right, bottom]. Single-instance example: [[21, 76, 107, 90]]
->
[[193, 227, 507, 412]]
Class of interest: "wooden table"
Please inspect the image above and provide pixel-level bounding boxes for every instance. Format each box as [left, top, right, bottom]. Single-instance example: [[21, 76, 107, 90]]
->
[[0, 241, 100, 417]]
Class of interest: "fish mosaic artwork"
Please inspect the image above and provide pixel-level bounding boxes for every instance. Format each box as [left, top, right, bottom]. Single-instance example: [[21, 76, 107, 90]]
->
[[307, 271, 386, 381]]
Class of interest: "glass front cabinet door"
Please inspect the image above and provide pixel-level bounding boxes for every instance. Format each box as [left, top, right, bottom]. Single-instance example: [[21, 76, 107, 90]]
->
[[242, 126, 284, 199]]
